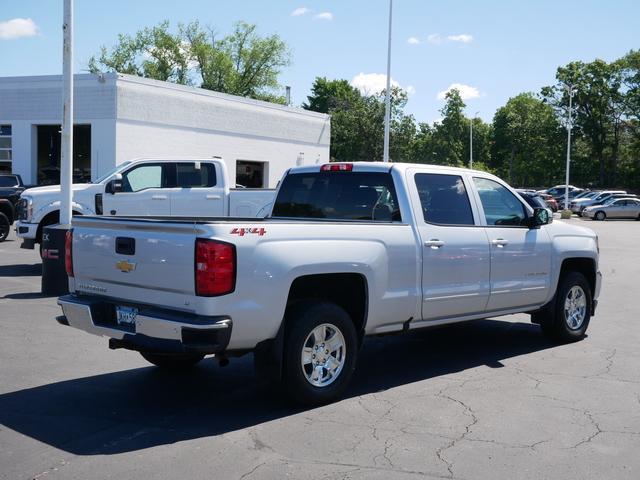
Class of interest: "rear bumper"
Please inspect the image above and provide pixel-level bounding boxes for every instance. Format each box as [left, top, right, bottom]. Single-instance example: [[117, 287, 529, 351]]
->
[[57, 294, 232, 355]]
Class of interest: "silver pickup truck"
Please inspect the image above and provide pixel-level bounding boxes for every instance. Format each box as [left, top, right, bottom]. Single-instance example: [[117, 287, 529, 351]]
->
[[57, 162, 602, 405]]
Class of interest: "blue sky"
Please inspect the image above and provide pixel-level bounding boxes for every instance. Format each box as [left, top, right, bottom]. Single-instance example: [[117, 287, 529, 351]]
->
[[1, 0, 638, 123]]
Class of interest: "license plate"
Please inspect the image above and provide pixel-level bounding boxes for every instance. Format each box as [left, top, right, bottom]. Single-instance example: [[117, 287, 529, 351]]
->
[[116, 306, 138, 327]]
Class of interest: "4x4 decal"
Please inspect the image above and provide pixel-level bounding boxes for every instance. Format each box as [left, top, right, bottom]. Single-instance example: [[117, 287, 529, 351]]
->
[[230, 227, 267, 236]]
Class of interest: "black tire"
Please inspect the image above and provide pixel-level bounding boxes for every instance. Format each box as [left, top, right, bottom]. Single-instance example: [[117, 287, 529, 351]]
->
[[0, 212, 9, 242], [140, 352, 204, 369], [538, 271, 592, 343], [282, 302, 358, 406], [594, 211, 606, 221]]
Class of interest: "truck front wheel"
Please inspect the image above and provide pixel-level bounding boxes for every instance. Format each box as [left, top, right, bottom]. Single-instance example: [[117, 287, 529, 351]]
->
[[283, 302, 358, 406], [0, 212, 9, 242], [140, 352, 204, 369], [536, 271, 592, 343]]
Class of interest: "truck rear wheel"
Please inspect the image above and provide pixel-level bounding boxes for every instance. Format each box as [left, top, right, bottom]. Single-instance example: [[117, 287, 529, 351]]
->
[[140, 352, 204, 369], [537, 271, 592, 343], [0, 212, 9, 242], [283, 302, 358, 406]]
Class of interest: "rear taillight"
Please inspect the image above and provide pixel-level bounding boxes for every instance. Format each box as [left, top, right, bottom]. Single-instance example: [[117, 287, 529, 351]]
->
[[321, 163, 353, 172], [65, 229, 73, 277], [195, 239, 236, 296]]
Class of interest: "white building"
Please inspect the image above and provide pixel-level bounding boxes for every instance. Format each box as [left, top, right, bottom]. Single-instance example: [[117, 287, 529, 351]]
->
[[0, 73, 330, 187]]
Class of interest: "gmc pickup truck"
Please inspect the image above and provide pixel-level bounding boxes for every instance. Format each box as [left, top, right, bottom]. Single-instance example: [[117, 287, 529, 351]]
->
[[57, 162, 602, 405], [16, 157, 274, 251]]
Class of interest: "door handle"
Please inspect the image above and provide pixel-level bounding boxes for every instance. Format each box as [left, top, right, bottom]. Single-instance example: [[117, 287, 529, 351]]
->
[[491, 238, 509, 247], [206, 195, 222, 200], [424, 239, 445, 249], [152, 195, 167, 200]]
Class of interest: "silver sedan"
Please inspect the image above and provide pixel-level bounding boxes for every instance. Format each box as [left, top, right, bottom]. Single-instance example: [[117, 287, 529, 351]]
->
[[583, 198, 640, 220]]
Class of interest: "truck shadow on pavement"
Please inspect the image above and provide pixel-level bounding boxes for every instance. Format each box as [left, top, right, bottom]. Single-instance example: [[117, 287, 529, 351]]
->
[[0, 263, 41, 277], [0, 318, 556, 456]]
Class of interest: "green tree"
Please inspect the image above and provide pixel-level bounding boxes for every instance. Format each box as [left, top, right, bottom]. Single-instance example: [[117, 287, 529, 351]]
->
[[304, 78, 416, 162], [302, 77, 360, 113], [430, 89, 467, 166], [542, 59, 626, 185], [89, 20, 291, 103], [88, 21, 190, 84], [492, 93, 563, 186]]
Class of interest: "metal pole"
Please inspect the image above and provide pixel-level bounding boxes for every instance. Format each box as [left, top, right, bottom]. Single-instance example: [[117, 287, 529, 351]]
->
[[564, 87, 574, 211], [469, 118, 473, 168], [60, 0, 74, 226], [382, 0, 393, 163]]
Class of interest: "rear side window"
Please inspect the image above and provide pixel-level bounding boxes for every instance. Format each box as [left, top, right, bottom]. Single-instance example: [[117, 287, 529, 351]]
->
[[176, 163, 217, 188], [415, 173, 474, 225], [272, 171, 402, 221], [474, 177, 528, 226]]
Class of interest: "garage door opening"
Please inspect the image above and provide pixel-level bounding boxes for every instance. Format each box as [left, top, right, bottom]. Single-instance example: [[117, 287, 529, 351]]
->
[[36, 125, 91, 186], [236, 160, 267, 188]]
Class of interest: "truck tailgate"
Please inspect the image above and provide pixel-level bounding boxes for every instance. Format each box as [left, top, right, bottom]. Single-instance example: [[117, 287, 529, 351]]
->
[[71, 217, 200, 309]]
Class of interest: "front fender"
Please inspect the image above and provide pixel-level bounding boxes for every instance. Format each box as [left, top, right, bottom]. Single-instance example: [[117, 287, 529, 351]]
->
[[32, 200, 95, 224]]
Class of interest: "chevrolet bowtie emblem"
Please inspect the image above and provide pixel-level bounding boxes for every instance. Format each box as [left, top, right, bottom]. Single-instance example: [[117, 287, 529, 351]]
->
[[116, 260, 137, 273]]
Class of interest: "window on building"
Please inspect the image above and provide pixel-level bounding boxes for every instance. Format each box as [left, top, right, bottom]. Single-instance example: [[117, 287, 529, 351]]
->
[[0, 125, 12, 174], [236, 160, 266, 188], [36, 125, 91, 185], [415, 173, 475, 226]]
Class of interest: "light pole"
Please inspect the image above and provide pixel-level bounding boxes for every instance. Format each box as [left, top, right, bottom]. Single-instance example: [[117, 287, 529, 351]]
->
[[469, 111, 479, 168], [564, 85, 576, 212], [382, 0, 393, 163], [60, 0, 74, 226]]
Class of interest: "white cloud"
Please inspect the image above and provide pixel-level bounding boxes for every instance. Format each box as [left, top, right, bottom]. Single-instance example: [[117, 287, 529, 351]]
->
[[351, 73, 415, 96], [427, 33, 443, 45], [0, 18, 39, 40], [447, 34, 473, 43], [351, 73, 399, 95], [437, 83, 481, 100], [291, 7, 311, 17], [314, 12, 334, 21], [407, 36, 421, 45]]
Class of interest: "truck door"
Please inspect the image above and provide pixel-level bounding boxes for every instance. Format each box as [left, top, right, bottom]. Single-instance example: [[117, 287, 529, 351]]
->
[[409, 171, 491, 320], [169, 162, 225, 217], [102, 162, 171, 216], [471, 177, 552, 311]]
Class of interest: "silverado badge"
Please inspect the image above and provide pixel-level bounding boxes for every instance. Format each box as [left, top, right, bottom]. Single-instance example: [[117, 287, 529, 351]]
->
[[116, 260, 137, 273]]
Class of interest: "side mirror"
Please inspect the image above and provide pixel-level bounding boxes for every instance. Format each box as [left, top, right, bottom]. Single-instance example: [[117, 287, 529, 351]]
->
[[530, 207, 551, 228], [105, 173, 123, 194]]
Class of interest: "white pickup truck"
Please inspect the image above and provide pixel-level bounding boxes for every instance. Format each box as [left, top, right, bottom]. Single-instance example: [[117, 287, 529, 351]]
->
[[15, 157, 274, 251], [57, 162, 602, 405]]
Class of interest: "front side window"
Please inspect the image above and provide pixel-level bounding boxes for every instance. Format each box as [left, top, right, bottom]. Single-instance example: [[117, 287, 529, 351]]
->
[[474, 177, 528, 226], [272, 171, 401, 221], [176, 163, 217, 188], [122, 164, 163, 192], [415, 173, 474, 225]]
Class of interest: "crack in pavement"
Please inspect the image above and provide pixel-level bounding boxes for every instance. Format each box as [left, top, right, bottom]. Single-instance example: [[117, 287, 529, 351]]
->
[[434, 387, 478, 478]]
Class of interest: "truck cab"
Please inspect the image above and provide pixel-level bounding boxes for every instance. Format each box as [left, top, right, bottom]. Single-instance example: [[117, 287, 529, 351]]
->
[[16, 157, 274, 250]]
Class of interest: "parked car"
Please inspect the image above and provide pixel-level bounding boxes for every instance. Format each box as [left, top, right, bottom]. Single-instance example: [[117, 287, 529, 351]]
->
[[583, 197, 640, 221], [0, 174, 28, 242], [571, 190, 628, 216], [57, 162, 602, 405], [516, 190, 553, 215], [0, 199, 15, 241], [16, 158, 275, 252], [541, 185, 584, 205], [538, 193, 558, 212]]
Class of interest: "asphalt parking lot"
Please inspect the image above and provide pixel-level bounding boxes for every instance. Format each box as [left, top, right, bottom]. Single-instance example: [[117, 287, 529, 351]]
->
[[1, 217, 639, 480]]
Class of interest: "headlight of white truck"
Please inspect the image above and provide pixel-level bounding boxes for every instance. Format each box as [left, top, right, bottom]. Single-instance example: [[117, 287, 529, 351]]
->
[[20, 196, 33, 222]]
